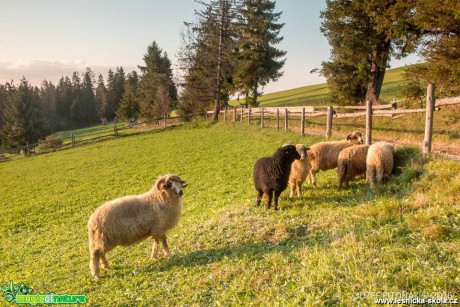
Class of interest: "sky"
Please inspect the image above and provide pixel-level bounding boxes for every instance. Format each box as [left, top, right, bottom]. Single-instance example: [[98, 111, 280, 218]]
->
[[0, 0, 421, 94]]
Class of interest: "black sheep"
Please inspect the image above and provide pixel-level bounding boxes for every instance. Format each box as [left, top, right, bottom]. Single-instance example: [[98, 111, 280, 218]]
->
[[253, 144, 301, 210]]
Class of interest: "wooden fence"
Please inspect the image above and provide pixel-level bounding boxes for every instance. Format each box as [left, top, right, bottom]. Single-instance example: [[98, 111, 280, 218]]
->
[[1, 85, 459, 159]]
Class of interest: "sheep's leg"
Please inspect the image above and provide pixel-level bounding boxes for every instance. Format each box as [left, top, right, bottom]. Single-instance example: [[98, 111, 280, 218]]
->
[[256, 189, 263, 206], [296, 181, 302, 197], [273, 190, 282, 211], [266, 190, 273, 210], [161, 236, 171, 259], [151, 238, 159, 259], [309, 169, 318, 187], [100, 254, 110, 270], [90, 249, 102, 279], [289, 182, 295, 198]]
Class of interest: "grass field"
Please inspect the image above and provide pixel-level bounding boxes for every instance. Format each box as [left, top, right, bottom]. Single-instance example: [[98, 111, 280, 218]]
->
[[1, 122, 459, 305], [230, 66, 408, 107]]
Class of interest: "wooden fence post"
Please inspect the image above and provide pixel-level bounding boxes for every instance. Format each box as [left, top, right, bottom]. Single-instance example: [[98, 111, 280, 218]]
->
[[224, 108, 227, 122], [205, 110, 208, 122], [241, 108, 244, 123], [284, 109, 288, 131], [163, 115, 167, 129], [233, 108, 236, 122], [261, 107, 264, 128], [276, 109, 280, 130], [248, 106, 251, 125], [300, 108, 305, 136], [114, 124, 119, 136], [326, 106, 333, 139], [365, 100, 372, 145], [71, 135, 76, 146], [423, 83, 435, 156]]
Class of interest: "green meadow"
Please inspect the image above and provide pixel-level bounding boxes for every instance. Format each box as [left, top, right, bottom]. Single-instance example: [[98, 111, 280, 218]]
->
[[231, 66, 408, 107], [1, 122, 459, 305]]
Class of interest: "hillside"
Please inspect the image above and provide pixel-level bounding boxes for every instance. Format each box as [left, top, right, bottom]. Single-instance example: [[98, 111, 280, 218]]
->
[[1, 122, 458, 305], [231, 66, 407, 107]]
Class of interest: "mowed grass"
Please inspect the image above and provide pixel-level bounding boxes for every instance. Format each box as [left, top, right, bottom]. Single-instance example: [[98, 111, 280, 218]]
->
[[1, 122, 459, 305], [230, 66, 408, 107]]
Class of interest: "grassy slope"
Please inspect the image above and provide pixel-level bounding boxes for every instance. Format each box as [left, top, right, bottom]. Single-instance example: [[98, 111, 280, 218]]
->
[[231, 66, 408, 107], [1, 122, 459, 305]]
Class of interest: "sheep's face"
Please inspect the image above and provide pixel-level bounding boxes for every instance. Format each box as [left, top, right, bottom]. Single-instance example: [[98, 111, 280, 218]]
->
[[346, 131, 363, 144], [295, 144, 309, 160], [281, 144, 301, 160], [156, 174, 187, 197]]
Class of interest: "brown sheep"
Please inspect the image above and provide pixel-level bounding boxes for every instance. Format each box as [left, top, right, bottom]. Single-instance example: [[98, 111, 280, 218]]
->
[[87, 174, 187, 278], [366, 141, 395, 189], [289, 144, 310, 198], [307, 131, 363, 187], [337, 144, 370, 189]]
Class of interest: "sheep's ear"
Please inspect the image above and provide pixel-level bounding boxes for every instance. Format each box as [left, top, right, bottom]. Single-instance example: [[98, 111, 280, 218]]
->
[[156, 176, 167, 190], [181, 180, 188, 188], [305, 147, 310, 151], [346, 134, 352, 140]]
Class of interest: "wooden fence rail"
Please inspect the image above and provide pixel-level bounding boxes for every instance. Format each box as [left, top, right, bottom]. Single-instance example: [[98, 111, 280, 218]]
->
[[2, 91, 460, 159]]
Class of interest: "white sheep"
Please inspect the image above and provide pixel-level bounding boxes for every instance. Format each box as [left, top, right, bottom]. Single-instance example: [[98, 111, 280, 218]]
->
[[87, 174, 187, 278], [337, 144, 370, 189], [366, 141, 394, 189], [307, 131, 363, 187], [289, 144, 310, 198]]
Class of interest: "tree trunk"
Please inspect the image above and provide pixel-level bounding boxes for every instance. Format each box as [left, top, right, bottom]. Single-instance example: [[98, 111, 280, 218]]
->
[[213, 0, 226, 122], [365, 39, 391, 104]]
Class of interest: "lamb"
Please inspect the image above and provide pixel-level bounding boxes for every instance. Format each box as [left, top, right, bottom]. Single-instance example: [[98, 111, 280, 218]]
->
[[337, 144, 370, 189], [307, 131, 363, 187], [87, 174, 187, 278], [253, 144, 301, 210], [288, 144, 310, 198], [366, 141, 395, 189]]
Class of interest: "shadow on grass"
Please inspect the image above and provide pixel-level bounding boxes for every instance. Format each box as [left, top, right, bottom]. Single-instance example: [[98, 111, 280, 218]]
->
[[147, 237, 320, 273]]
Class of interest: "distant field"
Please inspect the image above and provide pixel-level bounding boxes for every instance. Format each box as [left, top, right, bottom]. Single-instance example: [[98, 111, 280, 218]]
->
[[231, 66, 408, 107], [1, 122, 458, 305]]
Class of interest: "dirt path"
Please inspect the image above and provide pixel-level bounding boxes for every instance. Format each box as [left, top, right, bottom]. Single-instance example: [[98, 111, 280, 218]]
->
[[301, 127, 460, 161]]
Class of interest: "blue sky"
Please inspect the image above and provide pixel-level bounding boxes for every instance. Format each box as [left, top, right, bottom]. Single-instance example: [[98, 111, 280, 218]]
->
[[0, 0, 420, 93]]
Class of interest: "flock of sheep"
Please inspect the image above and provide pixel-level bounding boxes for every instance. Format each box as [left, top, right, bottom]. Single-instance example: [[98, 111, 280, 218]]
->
[[87, 131, 394, 278], [253, 131, 395, 209]]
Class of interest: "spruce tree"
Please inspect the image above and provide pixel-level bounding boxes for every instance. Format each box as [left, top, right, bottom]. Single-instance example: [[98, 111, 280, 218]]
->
[[117, 71, 140, 120], [0, 78, 47, 149], [95, 74, 108, 121], [105, 67, 125, 121], [39, 80, 57, 131], [235, 0, 286, 106], [138, 42, 177, 120], [55, 76, 73, 129]]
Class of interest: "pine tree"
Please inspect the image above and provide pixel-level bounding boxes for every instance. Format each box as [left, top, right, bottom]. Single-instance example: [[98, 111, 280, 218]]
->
[[0, 78, 48, 150], [319, 0, 418, 104], [403, 0, 460, 96], [116, 71, 140, 120], [138, 42, 177, 120], [235, 0, 286, 106]]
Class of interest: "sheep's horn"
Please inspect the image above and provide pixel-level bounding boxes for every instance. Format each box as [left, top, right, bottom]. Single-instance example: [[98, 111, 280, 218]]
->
[[181, 181, 188, 188]]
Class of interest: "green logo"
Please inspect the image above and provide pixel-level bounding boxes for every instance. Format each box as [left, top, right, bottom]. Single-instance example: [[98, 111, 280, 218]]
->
[[1, 281, 86, 305]]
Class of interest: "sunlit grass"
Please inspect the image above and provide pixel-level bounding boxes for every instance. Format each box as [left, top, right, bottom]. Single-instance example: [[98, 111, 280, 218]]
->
[[0, 122, 458, 305]]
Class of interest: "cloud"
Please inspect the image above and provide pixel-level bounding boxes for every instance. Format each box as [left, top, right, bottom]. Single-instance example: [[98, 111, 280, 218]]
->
[[0, 59, 136, 86]]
